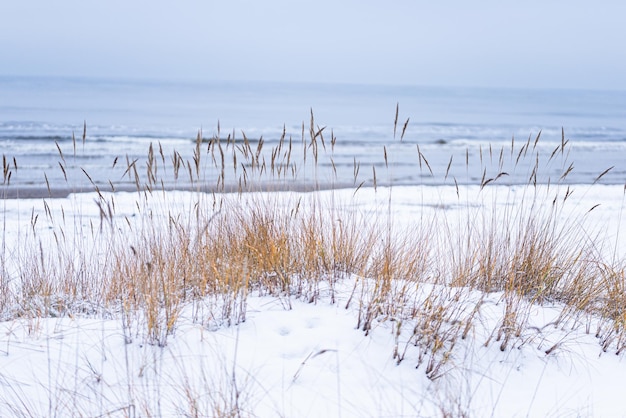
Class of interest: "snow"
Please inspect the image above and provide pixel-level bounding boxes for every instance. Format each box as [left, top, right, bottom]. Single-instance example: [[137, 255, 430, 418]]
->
[[1, 185, 626, 417]]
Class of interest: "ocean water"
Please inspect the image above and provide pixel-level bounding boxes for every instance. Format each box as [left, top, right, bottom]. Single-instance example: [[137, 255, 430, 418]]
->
[[1, 76, 625, 196]]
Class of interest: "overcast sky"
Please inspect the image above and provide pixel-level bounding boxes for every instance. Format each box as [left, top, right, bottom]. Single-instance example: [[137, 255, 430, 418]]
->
[[1, 1, 625, 90]]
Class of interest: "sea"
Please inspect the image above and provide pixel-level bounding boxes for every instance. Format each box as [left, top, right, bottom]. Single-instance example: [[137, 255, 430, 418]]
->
[[1, 76, 625, 197]]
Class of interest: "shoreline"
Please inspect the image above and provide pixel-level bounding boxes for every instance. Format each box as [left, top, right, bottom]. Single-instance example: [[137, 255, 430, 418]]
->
[[0, 181, 362, 200], [1, 178, 622, 200]]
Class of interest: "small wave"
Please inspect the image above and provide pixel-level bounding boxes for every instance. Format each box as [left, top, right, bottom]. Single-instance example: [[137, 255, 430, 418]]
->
[[0, 135, 73, 142]]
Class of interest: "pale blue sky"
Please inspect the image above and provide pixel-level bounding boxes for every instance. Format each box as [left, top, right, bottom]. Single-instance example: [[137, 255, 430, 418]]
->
[[1, 1, 625, 89]]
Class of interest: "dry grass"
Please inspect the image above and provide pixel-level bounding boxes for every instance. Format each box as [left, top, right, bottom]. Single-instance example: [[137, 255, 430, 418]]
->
[[0, 110, 625, 415]]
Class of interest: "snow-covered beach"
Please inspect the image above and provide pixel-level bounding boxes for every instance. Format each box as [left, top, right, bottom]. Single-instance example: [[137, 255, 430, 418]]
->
[[2, 179, 626, 416]]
